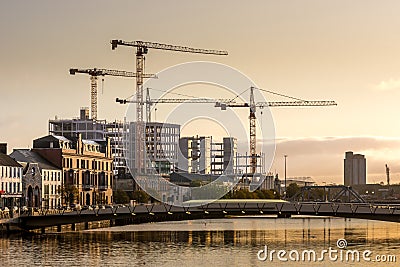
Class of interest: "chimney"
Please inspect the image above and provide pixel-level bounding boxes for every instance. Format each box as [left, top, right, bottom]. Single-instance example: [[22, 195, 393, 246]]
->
[[77, 133, 83, 154], [0, 143, 7, 154]]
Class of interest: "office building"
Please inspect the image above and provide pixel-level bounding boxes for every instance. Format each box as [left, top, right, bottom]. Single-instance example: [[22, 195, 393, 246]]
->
[[344, 151, 366, 186]]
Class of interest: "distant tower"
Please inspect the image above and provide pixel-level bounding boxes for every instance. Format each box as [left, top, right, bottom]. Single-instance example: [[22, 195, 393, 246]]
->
[[386, 164, 390, 186], [344, 151, 366, 186]]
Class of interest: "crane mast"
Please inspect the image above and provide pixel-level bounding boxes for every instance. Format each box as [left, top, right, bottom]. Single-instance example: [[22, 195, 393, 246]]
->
[[249, 87, 257, 174], [111, 39, 228, 174], [69, 68, 155, 120]]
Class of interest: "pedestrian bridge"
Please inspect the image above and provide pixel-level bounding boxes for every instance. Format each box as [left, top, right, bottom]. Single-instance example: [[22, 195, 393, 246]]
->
[[5, 199, 400, 232]]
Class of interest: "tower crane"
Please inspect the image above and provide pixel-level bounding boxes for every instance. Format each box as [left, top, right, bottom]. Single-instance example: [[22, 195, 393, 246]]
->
[[69, 68, 156, 120], [111, 40, 228, 173], [215, 86, 337, 174]]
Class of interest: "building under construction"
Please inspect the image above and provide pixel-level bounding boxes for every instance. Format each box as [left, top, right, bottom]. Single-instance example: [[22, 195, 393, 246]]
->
[[178, 136, 238, 176], [124, 121, 181, 176]]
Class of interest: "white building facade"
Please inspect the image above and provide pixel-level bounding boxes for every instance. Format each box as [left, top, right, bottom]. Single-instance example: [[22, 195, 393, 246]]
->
[[0, 153, 23, 210]]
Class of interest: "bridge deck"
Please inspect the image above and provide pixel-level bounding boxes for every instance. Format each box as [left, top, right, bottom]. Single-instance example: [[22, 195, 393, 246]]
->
[[8, 201, 400, 231]]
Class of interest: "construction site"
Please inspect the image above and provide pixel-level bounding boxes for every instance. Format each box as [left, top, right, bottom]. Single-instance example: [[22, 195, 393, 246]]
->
[[48, 39, 337, 205]]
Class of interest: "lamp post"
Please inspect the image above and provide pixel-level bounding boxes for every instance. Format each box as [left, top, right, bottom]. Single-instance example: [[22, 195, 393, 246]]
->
[[284, 155, 287, 199]]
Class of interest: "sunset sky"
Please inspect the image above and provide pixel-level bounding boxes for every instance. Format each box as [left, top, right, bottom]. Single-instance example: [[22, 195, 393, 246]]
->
[[2, 1, 400, 184]]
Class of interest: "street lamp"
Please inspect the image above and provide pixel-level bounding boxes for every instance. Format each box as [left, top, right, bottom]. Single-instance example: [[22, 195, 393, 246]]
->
[[284, 155, 288, 199]]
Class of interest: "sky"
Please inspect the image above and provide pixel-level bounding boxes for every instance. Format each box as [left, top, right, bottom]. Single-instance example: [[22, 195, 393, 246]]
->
[[2, 1, 400, 184]]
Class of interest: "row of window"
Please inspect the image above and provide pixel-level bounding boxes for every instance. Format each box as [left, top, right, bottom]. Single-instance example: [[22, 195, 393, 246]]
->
[[43, 171, 61, 182], [65, 170, 111, 187], [0, 166, 22, 179], [1, 181, 21, 193], [43, 184, 59, 195], [63, 158, 111, 171]]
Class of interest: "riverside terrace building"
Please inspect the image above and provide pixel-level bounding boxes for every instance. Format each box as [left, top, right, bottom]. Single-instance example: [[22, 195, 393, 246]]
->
[[0, 144, 23, 211], [10, 149, 62, 209], [32, 134, 113, 206]]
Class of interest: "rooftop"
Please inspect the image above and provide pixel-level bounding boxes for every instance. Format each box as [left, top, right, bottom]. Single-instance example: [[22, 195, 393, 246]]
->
[[0, 153, 22, 167], [10, 149, 60, 170]]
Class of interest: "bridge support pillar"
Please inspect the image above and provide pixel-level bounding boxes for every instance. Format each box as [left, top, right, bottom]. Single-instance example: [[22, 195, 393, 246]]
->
[[41, 227, 45, 234], [57, 225, 61, 232], [84, 222, 89, 230], [110, 220, 114, 227], [71, 223, 76, 231]]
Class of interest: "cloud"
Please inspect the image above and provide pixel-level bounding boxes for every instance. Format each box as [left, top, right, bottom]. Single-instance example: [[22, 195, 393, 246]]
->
[[265, 136, 400, 184], [275, 136, 400, 157], [375, 78, 400, 91]]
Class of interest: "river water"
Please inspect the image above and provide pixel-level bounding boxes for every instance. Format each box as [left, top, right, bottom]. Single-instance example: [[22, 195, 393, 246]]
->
[[1, 216, 400, 266]]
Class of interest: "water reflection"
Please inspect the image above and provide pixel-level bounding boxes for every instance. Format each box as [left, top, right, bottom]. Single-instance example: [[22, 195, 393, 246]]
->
[[1, 217, 400, 266]]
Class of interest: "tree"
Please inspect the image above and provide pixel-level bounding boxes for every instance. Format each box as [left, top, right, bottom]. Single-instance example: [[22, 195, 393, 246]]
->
[[286, 183, 301, 199], [132, 190, 150, 203], [113, 190, 130, 204], [59, 185, 79, 205]]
